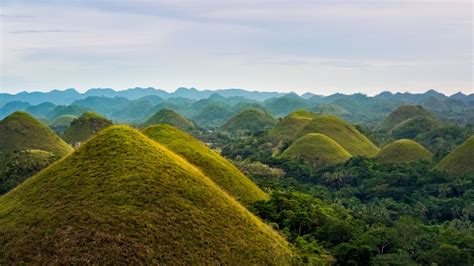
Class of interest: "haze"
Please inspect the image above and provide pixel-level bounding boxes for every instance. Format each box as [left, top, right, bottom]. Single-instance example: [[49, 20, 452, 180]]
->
[[1, 0, 472, 95]]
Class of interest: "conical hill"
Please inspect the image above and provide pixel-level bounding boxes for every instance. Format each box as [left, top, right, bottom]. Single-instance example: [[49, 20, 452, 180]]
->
[[0, 126, 292, 264]]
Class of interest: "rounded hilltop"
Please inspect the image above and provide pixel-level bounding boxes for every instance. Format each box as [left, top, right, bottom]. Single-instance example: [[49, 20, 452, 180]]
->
[[377, 139, 433, 164], [142, 108, 196, 132]]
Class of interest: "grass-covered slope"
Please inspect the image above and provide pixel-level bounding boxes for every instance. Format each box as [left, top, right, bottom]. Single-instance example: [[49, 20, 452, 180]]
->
[[376, 105, 439, 133], [0, 149, 58, 194], [377, 139, 433, 164], [49, 115, 77, 134], [0, 111, 72, 156], [142, 108, 195, 131], [435, 136, 474, 177], [143, 124, 268, 203], [220, 108, 276, 134], [0, 126, 293, 264], [391, 116, 442, 139], [61, 112, 112, 144], [282, 133, 351, 170], [268, 109, 317, 142], [294, 114, 380, 157]]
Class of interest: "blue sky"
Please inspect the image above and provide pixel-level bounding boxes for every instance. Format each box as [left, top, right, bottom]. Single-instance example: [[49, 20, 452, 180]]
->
[[0, 0, 472, 95]]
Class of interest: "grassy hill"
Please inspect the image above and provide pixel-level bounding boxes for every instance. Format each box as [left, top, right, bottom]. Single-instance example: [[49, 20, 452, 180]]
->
[[0, 126, 293, 264], [142, 108, 196, 131], [314, 103, 349, 117], [390, 116, 442, 139], [435, 136, 474, 177], [377, 139, 433, 164], [220, 108, 276, 135], [268, 109, 317, 142], [282, 133, 351, 171], [143, 124, 268, 203], [376, 105, 440, 133], [62, 112, 113, 145], [0, 149, 58, 194], [0, 111, 72, 156], [49, 115, 77, 134], [294, 114, 380, 157]]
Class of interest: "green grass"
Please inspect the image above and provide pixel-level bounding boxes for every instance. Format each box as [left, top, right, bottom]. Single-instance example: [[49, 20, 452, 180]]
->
[[220, 108, 276, 134], [391, 116, 442, 139], [377, 139, 433, 164], [0, 126, 293, 264], [376, 105, 439, 133], [0, 149, 59, 194], [49, 115, 77, 134], [435, 136, 474, 177], [143, 124, 269, 204], [314, 104, 349, 116], [282, 133, 351, 171], [0, 111, 72, 157], [142, 109, 195, 131], [294, 114, 380, 157], [61, 112, 112, 145], [267, 109, 317, 142]]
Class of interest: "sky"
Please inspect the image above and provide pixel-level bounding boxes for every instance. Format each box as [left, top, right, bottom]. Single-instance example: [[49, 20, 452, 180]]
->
[[0, 0, 472, 96]]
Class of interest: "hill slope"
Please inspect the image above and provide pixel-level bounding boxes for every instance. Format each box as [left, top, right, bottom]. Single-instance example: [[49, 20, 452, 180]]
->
[[61, 112, 113, 145], [143, 124, 268, 203], [220, 108, 276, 134], [376, 105, 440, 133], [49, 115, 77, 134], [268, 109, 317, 142], [142, 108, 196, 131], [377, 139, 433, 164], [435, 136, 474, 177], [294, 114, 380, 157], [0, 126, 293, 264], [390, 116, 442, 139], [282, 133, 351, 170], [0, 111, 72, 156]]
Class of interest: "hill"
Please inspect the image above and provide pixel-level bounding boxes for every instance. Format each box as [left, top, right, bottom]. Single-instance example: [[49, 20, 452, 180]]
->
[[0, 111, 72, 156], [0, 149, 58, 194], [377, 139, 433, 164], [281, 133, 352, 171], [268, 109, 317, 143], [294, 114, 380, 157], [49, 115, 77, 134], [314, 103, 349, 117], [390, 116, 442, 139], [435, 136, 474, 177], [376, 105, 440, 133], [61, 112, 112, 145], [220, 108, 276, 135], [0, 126, 293, 264], [143, 124, 268, 203], [142, 108, 196, 131]]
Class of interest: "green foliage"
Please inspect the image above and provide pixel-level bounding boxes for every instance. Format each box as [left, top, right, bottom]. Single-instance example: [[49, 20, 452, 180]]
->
[[0, 111, 72, 157], [143, 124, 268, 204], [282, 133, 352, 171], [0, 150, 58, 194], [49, 115, 77, 134], [0, 126, 294, 264], [376, 105, 441, 135], [267, 110, 318, 147], [61, 111, 113, 144], [436, 136, 474, 177], [294, 115, 380, 157], [220, 108, 276, 135], [377, 139, 433, 164], [142, 108, 196, 131]]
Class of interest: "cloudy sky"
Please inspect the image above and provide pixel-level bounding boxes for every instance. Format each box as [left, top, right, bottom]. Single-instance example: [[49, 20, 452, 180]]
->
[[0, 0, 472, 95]]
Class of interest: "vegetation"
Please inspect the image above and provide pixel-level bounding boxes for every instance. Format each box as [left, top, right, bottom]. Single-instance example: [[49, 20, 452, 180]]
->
[[294, 115, 380, 157], [0, 126, 294, 264], [281, 133, 351, 171], [436, 136, 474, 177], [49, 115, 77, 134], [0, 149, 58, 194], [61, 112, 113, 145], [220, 108, 276, 135], [376, 105, 440, 134], [377, 139, 433, 164], [0, 111, 72, 157], [142, 108, 196, 131], [268, 109, 317, 143], [143, 124, 268, 203]]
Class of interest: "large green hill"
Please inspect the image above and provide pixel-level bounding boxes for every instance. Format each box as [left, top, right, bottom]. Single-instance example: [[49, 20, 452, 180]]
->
[[268, 109, 317, 142], [282, 133, 351, 171], [142, 108, 196, 131], [376, 105, 440, 134], [220, 108, 276, 135], [61, 112, 113, 145], [377, 139, 433, 164], [435, 136, 474, 177], [294, 115, 380, 157], [143, 124, 268, 203], [49, 115, 77, 134], [0, 111, 72, 157], [0, 126, 293, 264]]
